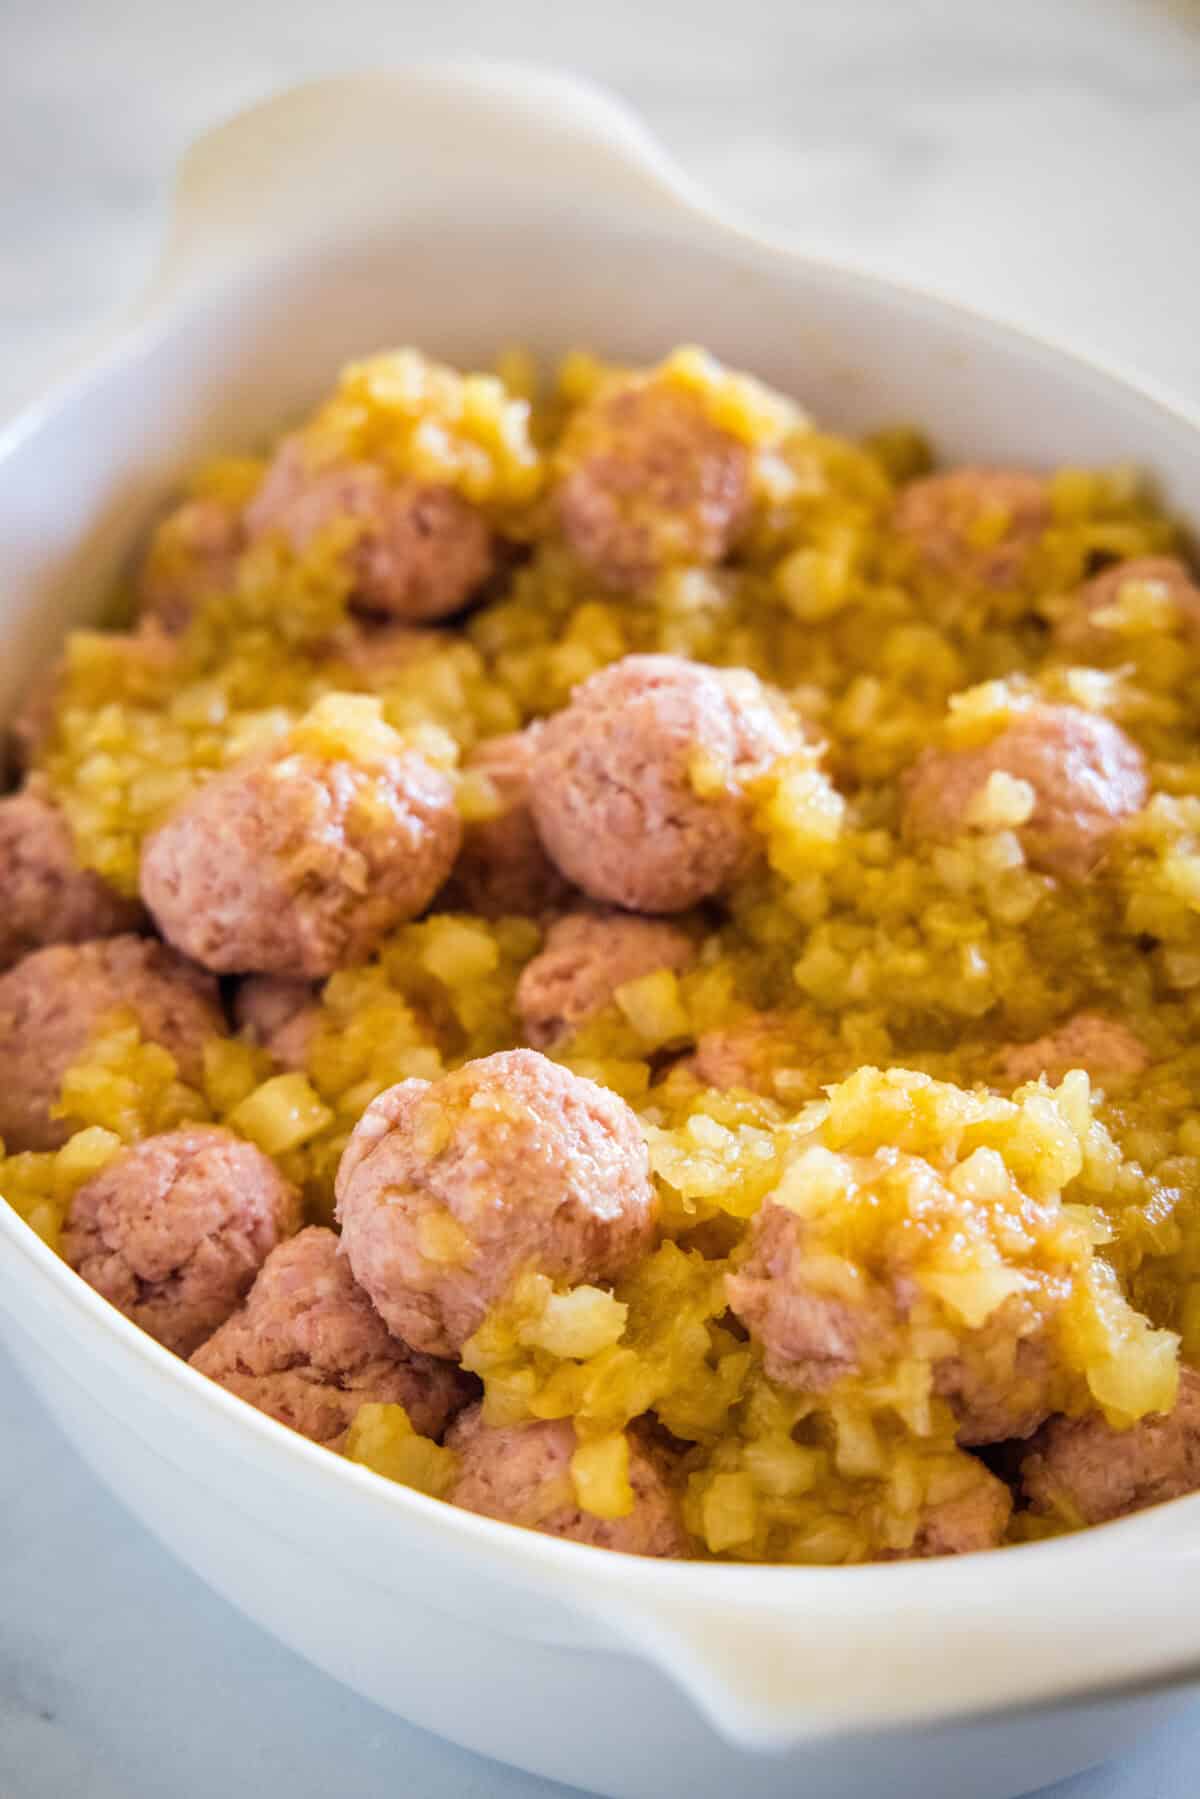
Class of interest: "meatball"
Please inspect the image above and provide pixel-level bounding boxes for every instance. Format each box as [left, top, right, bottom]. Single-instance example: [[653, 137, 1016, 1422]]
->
[[8, 663, 61, 772], [901, 703, 1147, 881], [531, 654, 802, 913], [445, 1408, 687, 1557], [62, 1126, 299, 1356], [0, 935, 224, 1152], [138, 496, 244, 633], [245, 436, 495, 622], [1022, 1365, 1200, 1525], [1057, 556, 1200, 655], [0, 784, 143, 971], [517, 909, 696, 1050], [893, 1457, 1013, 1559], [140, 724, 462, 978], [325, 618, 451, 683], [727, 1197, 1057, 1444], [335, 1049, 657, 1358], [676, 1011, 824, 1098], [555, 375, 751, 591], [191, 1226, 471, 1447], [726, 1200, 897, 1393], [932, 1328, 1058, 1447], [234, 976, 321, 1072], [992, 1013, 1149, 1090], [445, 728, 570, 919], [682, 1021, 781, 1095], [892, 466, 1051, 589]]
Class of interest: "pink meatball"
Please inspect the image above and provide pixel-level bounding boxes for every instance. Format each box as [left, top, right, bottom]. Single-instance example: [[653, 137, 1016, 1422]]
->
[[902, 703, 1147, 881], [0, 784, 143, 970], [245, 437, 494, 621], [234, 976, 321, 1072], [892, 466, 1051, 589], [893, 1461, 1013, 1559], [192, 1226, 471, 1447], [727, 1198, 1056, 1445], [140, 741, 461, 978], [1022, 1365, 1200, 1525], [8, 664, 61, 772], [726, 1201, 897, 1392], [532, 655, 802, 913], [445, 1408, 688, 1557], [675, 1011, 824, 1099], [992, 1013, 1149, 1090], [555, 377, 752, 591], [325, 618, 451, 683], [138, 496, 244, 633], [0, 936, 224, 1152], [932, 1329, 1058, 1447], [62, 1126, 300, 1356], [1057, 556, 1200, 654], [517, 908, 696, 1049], [445, 728, 570, 919], [336, 1049, 657, 1358], [683, 1021, 781, 1095]]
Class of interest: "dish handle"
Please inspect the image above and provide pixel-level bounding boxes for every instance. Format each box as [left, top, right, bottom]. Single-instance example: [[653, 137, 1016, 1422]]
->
[[143, 63, 713, 312], [574, 1534, 1200, 1752]]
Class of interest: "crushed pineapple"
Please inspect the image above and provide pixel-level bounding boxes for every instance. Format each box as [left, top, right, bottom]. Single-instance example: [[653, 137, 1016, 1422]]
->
[[613, 970, 691, 1051], [302, 348, 542, 515], [228, 1074, 334, 1158], [570, 1432, 634, 1521], [344, 1403, 459, 1499], [517, 1282, 629, 1361], [0, 1126, 123, 1251], [55, 1013, 208, 1143]]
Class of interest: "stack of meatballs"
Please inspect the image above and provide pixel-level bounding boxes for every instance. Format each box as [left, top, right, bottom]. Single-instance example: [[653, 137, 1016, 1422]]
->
[[4, 349, 1200, 1561]]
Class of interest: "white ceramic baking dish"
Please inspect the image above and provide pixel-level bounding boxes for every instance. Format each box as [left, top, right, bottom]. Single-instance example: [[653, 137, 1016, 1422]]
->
[[4, 63, 1200, 1799]]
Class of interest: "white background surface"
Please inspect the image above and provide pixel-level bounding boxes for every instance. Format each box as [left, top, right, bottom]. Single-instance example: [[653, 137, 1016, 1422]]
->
[[3, 1, 1200, 1793]]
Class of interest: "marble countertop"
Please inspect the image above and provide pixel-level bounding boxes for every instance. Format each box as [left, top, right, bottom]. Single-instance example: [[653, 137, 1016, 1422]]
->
[[4, 2, 1200, 1794]]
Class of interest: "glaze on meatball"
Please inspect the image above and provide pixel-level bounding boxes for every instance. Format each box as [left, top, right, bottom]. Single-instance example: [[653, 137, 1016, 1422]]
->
[[1056, 556, 1200, 655], [246, 437, 495, 621], [517, 909, 696, 1050], [555, 375, 751, 591], [901, 703, 1147, 881], [932, 1329, 1058, 1447], [892, 466, 1051, 589], [445, 1408, 688, 1557], [444, 728, 570, 919], [727, 1196, 1058, 1445], [139, 496, 245, 633], [0, 936, 224, 1152], [890, 1457, 1013, 1559], [1021, 1365, 1200, 1525], [992, 1013, 1149, 1090], [140, 721, 462, 978], [191, 1226, 472, 1447], [335, 1049, 657, 1358], [531, 654, 803, 913], [62, 1126, 300, 1356], [726, 1200, 896, 1392], [0, 784, 143, 971]]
